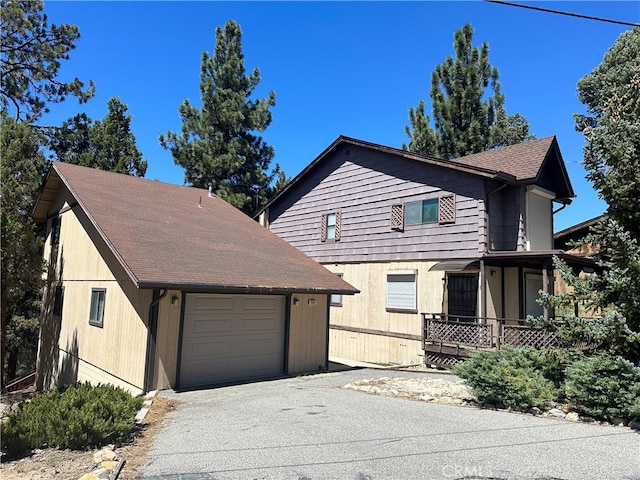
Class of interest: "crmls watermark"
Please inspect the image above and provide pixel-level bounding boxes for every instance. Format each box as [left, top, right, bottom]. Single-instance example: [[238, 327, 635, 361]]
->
[[441, 464, 495, 478]]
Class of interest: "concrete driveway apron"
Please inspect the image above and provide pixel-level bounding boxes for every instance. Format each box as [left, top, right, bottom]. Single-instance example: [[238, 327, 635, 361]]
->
[[139, 368, 640, 480]]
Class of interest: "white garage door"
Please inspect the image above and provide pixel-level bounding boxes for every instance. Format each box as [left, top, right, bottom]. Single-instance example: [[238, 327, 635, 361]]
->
[[180, 294, 285, 388]]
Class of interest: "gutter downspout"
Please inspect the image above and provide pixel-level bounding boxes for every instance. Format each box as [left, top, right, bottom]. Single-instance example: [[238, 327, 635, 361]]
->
[[143, 289, 167, 393]]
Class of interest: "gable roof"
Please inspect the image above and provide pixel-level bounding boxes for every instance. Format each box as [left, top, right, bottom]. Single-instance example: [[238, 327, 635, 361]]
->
[[257, 135, 574, 216], [33, 162, 358, 295]]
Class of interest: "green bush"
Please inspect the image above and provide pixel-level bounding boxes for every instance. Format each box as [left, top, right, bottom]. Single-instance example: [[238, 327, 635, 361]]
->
[[564, 356, 640, 421], [452, 346, 557, 411], [1, 382, 144, 457]]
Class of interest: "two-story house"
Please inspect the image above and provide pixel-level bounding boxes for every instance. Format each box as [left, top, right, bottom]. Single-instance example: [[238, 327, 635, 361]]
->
[[257, 135, 593, 367]]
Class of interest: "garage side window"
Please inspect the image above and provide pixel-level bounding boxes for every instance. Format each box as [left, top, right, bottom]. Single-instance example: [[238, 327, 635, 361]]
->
[[89, 288, 106, 327], [386, 270, 417, 312]]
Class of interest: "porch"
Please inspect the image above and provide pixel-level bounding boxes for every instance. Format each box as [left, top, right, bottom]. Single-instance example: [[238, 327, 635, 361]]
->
[[421, 313, 560, 368]]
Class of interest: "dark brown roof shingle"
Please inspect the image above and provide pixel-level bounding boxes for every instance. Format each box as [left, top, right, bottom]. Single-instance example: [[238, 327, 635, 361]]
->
[[35, 162, 358, 295]]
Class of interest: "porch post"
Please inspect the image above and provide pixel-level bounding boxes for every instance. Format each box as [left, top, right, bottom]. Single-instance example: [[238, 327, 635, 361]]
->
[[479, 259, 486, 323], [542, 262, 550, 320]]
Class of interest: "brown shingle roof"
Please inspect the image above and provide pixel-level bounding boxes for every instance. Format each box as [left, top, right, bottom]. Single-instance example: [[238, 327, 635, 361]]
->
[[257, 135, 573, 217], [453, 136, 556, 181], [34, 162, 358, 295]]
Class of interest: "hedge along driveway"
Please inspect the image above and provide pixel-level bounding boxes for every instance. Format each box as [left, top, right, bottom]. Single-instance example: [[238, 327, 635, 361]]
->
[[140, 368, 640, 480]]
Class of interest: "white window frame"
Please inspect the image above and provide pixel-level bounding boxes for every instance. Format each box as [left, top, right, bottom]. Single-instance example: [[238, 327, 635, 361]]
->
[[330, 273, 343, 306], [89, 288, 106, 327], [386, 269, 417, 312]]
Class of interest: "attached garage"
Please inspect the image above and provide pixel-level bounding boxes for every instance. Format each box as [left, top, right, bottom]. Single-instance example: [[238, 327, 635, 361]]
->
[[179, 294, 286, 388], [34, 162, 358, 395]]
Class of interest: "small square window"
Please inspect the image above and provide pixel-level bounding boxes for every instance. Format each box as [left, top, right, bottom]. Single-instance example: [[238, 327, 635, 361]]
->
[[330, 274, 343, 306], [89, 289, 106, 327]]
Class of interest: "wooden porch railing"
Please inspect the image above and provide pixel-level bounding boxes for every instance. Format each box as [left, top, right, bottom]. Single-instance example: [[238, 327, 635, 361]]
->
[[422, 313, 565, 350], [422, 313, 599, 367]]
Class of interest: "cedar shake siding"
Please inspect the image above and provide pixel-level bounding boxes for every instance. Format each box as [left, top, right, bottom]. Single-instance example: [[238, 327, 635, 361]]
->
[[268, 143, 487, 263]]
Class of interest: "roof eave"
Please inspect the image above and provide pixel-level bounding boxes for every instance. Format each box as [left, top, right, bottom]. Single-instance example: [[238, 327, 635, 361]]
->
[[137, 281, 360, 295]]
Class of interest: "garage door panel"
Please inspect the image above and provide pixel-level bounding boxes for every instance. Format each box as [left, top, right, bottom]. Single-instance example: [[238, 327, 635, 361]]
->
[[189, 295, 234, 311], [242, 296, 283, 310], [180, 294, 285, 388], [188, 317, 234, 334]]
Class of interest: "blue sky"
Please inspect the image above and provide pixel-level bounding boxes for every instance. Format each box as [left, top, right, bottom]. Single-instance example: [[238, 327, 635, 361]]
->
[[42, 1, 639, 231]]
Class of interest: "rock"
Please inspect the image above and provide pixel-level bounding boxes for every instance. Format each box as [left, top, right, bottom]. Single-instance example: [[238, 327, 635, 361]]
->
[[101, 460, 119, 470], [420, 394, 435, 402], [565, 412, 580, 422], [78, 474, 99, 480], [629, 419, 640, 430], [547, 408, 566, 419], [93, 467, 109, 480], [611, 417, 628, 426], [135, 407, 149, 423], [531, 407, 541, 415]]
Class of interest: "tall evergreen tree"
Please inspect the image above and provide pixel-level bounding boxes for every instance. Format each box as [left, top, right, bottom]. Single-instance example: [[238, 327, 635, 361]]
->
[[0, 114, 48, 386], [404, 23, 533, 159], [541, 27, 640, 363], [50, 97, 147, 176], [159, 19, 283, 215], [0, 0, 94, 122]]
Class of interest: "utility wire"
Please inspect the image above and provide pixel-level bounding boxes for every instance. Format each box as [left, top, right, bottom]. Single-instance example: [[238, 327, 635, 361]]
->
[[485, 0, 640, 28]]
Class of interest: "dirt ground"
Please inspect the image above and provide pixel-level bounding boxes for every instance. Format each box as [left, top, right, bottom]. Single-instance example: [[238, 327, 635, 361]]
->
[[0, 395, 177, 480]]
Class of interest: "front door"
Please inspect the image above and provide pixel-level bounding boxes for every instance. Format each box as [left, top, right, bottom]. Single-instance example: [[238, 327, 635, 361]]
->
[[447, 273, 478, 321]]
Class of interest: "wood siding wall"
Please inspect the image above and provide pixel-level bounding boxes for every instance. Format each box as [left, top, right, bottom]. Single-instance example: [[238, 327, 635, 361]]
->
[[154, 290, 182, 390], [488, 186, 522, 251], [288, 294, 328, 374], [37, 191, 150, 395], [269, 145, 487, 263], [324, 261, 448, 365]]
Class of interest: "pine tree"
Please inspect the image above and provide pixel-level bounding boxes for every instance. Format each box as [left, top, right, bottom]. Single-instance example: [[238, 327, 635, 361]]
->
[[541, 27, 640, 363], [49, 98, 147, 176], [0, 114, 48, 386], [159, 20, 283, 215], [0, 0, 95, 122], [404, 23, 533, 159]]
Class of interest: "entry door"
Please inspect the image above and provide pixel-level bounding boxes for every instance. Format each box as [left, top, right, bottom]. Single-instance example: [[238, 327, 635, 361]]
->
[[447, 274, 479, 321]]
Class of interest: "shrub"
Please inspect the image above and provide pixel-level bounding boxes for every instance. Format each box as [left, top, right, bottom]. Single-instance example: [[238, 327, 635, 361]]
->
[[1, 382, 144, 457], [564, 355, 640, 421], [452, 346, 557, 411]]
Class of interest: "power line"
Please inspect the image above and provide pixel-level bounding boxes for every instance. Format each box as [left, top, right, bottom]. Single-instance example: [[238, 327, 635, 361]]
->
[[485, 0, 640, 28]]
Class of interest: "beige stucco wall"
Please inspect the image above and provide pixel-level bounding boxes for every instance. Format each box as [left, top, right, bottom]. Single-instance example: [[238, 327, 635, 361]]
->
[[288, 293, 328, 374], [37, 192, 151, 395]]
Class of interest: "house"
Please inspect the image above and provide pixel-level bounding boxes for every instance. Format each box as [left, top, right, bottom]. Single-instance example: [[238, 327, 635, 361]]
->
[[33, 162, 358, 395], [553, 214, 607, 317], [256, 135, 595, 366]]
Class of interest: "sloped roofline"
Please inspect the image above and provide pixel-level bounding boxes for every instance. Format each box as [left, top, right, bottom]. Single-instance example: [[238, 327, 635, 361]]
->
[[34, 163, 142, 288], [255, 135, 520, 218], [32, 163, 359, 295]]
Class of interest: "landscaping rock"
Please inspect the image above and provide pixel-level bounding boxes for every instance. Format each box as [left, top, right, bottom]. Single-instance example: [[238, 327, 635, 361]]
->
[[565, 412, 580, 422], [546, 408, 566, 419], [629, 419, 640, 430]]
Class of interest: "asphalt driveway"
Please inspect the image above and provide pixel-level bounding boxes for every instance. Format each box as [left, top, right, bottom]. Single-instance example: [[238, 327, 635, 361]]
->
[[139, 367, 640, 480]]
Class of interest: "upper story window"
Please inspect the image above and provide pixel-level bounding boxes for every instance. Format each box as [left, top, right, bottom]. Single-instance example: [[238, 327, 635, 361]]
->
[[89, 288, 106, 328], [391, 194, 456, 230], [321, 212, 341, 242], [51, 216, 61, 246]]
